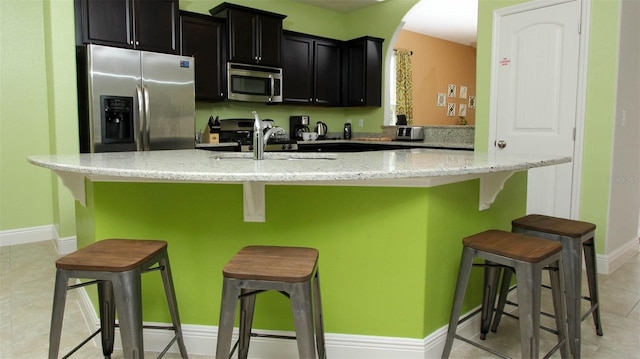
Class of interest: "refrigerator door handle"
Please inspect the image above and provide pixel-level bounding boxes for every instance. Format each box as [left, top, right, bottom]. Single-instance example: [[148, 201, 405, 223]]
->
[[136, 85, 145, 151], [143, 85, 151, 151]]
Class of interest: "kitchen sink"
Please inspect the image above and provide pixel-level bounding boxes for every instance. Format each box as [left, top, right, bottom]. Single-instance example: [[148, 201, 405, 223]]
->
[[208, 152, 337, 160]]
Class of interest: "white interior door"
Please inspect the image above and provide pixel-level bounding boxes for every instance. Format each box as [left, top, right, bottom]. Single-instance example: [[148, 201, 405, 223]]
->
[[492, 0, 582, 217]]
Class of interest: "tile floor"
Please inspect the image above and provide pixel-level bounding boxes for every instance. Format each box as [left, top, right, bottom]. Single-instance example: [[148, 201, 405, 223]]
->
[[0, 239, 638, 358]]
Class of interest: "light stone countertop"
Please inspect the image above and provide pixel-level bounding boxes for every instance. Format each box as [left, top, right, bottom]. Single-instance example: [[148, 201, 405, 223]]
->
[[28, 148, 568, 183], [28, 149, 570, 221]]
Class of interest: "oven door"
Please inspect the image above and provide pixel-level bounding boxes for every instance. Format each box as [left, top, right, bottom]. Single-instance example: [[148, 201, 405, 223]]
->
[[227, 63, 282, 103]]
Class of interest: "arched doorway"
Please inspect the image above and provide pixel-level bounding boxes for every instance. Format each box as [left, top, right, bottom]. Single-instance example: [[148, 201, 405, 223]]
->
[[384, 0, 478, 126]]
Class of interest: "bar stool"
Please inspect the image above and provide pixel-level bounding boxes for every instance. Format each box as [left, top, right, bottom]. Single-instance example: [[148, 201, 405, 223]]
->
[[49, 239, 188, 359], [215, 245, 326, 359], [442, 230, 569, 359], [492, 214, 603, 358]]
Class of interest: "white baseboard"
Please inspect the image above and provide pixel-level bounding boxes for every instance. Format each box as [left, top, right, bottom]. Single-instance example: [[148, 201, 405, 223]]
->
[[55, 236, 77, 255], [0, 225, 76, 254], [0, 225, 56, 246], [598, 236, 640, 274], [74, 285, 481, 358]]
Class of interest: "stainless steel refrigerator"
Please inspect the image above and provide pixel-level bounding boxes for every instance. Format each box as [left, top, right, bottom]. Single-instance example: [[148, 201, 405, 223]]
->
[[78, 44, 195, 153]]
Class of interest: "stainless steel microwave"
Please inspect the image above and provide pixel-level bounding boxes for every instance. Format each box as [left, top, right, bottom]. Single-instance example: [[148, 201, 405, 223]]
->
[[227, 63, 282, 103]]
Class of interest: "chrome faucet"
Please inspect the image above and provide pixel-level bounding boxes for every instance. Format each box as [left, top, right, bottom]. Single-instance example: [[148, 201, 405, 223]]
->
[[252, 111, 285, 160]]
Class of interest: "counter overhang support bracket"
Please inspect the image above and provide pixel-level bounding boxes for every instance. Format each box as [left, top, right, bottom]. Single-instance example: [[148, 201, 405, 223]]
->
[[55, 171, 86, 206], [243, 181, 266, 222], [479, 171, 516, 210]]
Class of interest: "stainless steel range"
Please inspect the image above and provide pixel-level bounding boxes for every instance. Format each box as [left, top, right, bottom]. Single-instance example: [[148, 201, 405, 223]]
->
[[219, 118, 298, 152]]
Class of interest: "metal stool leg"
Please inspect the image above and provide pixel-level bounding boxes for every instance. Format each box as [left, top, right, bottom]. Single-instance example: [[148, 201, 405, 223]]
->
[[238, 289, 257, 359], [514, 262, 542, 359], [559, 236, 582, 358], [49, 269, 70, 359], [97, 280, 116, 358], [112, 269, 144, 359], [158, 255, 189, 358], [442, 247, 475, 359], [312, 270, 326, 359], [583, 237, 603, 336], [549, 258, 570, 359], [290, 281, 317, 359], [490, 268, 513, 332], [216, 278, 241, 359], [480, 262, 501, 340]]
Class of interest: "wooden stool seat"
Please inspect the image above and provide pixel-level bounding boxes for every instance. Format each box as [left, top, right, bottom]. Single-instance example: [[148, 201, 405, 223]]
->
[[442, 230, 569, 359], [463, 230, 562, 263], [216, 245, 326, 359], [56, 239, 167, 272], [49, 239, 188, 359], [223, 245, 319, 282], [512, 214, 596, 237]]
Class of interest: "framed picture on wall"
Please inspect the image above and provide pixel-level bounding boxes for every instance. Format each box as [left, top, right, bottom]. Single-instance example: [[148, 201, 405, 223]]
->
[[459, 86, 468, 99], [448, 84, 457, 98], [447, 103, 456, 116], [468, 96, 476, 109], [437, 93, 446, 107], [458, 104, 467, 117]]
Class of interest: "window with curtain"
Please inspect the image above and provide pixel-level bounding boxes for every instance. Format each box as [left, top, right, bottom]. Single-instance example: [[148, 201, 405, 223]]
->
[[395, 49, 413, 124]]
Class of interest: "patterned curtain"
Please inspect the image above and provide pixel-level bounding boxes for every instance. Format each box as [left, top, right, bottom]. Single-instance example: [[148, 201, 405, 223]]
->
[[395, 50, 413, 124]]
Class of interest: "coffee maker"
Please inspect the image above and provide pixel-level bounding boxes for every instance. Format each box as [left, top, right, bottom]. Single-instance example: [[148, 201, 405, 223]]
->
[[289, 116, 310, 140]]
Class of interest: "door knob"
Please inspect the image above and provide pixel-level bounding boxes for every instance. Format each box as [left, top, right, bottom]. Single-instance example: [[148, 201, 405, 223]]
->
[[496, 140, 507, 149]]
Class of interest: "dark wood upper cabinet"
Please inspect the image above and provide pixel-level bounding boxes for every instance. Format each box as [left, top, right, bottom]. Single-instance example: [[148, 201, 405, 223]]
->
[[75, 0, 179, 54], [210, 2, 286, 67], [345, 37, 384, 107], [282, 31, 342, 106], [314, 39, 342, 106], [282, 33, 314, 104], [180, 11, 225, 101]]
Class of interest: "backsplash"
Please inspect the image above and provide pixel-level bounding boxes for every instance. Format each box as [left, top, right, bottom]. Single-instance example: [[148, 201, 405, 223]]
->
[[382, 125, 475, 149]]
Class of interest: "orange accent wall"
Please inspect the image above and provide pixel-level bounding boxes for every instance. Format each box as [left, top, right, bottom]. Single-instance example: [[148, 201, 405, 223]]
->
[[395, 30, 477, 126]]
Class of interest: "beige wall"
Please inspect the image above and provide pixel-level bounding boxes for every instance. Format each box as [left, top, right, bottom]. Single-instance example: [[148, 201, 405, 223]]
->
[[395, 30, 477, 126]]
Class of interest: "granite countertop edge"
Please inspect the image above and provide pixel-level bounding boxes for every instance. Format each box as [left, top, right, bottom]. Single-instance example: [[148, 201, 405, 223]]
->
[[28, 149, 571, 184]]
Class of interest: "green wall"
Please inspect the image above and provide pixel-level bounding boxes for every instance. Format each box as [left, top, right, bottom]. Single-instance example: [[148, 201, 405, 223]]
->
[[578, 0, 620, 253], [80, 172, 526, 338], [1, 0, 54, 230]]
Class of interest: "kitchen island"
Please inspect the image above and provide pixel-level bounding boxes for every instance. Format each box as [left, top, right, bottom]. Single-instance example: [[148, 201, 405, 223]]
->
[[29, 148, 569, 357]]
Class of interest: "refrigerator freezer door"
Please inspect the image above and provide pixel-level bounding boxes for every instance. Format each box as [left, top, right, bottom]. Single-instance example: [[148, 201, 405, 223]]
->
[[141, 51, 195, 150], [88, 45, 141, 152]]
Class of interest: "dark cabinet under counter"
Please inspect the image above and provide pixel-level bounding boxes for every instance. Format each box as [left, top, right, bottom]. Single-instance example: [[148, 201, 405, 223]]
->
[[297, 142, 414, 152]]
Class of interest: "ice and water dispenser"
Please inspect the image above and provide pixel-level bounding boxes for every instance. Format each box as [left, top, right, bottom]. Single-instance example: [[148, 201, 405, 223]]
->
[[100, 96, 134, 144]]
